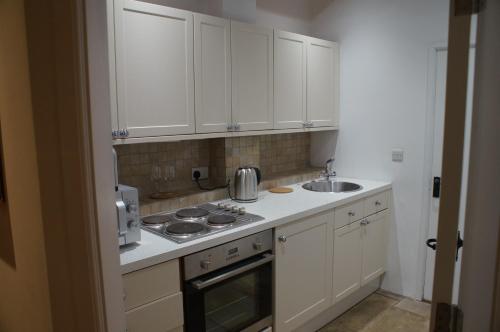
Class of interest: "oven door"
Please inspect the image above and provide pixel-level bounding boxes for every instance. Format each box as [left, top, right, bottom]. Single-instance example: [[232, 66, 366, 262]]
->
[[184, 253, 273, 332]]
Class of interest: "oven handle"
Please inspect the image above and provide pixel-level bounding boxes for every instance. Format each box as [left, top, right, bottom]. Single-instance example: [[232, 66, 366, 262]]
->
[[191, 253, 274, 290]]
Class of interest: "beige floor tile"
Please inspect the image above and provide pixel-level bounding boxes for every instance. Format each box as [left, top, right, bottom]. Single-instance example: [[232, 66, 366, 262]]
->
[[395, 298, 431, 319], [375, 289, 405, 302], [319, 294, 398, 332], [362, 307, 429, 332]]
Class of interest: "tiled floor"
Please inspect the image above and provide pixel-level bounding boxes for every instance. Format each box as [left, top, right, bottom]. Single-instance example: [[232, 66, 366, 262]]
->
[[319, 292, 430, 332]]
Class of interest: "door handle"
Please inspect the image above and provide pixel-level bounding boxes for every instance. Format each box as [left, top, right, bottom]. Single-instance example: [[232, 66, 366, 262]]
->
[[426, 238, 437, 250], [433, 177, 441, 198], [0, 126, 5, 202], [426, 232, 464, 261], [191, 253, 274, 290]]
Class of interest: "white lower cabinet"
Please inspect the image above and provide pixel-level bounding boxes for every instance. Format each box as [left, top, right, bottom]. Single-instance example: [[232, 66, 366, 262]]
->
[[332, 195, 389, 305], [332, 221, 363, 303], [274, 210, 333, 332], [123, 259, 184, 332], [361, 210, 389, 286]]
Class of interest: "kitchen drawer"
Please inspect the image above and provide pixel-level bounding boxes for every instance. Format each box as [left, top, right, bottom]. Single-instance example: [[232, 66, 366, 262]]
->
[[364, 191, 388, 216], [123, 259, 180, 311], [125, 292, 184, 332], [334, 200, 364, 229]]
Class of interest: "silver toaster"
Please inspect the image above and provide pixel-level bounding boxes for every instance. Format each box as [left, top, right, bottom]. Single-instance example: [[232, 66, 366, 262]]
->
[[116, 184, 141, 246], [113, 148, 140, 246]]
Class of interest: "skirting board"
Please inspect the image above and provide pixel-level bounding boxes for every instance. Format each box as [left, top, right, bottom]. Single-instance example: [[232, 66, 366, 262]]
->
[[294, 278, 381, 332]]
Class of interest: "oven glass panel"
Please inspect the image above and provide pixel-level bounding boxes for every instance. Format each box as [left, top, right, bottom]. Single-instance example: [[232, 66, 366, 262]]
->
[[186, 260, 271, 332]]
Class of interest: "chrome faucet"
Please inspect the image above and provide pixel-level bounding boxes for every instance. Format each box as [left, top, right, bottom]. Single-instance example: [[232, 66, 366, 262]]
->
[[323, 158, 336, 179]]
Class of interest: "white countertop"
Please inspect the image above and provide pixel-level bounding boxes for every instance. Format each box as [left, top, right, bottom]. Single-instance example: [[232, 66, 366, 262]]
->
[[119, 177, 391, 274]]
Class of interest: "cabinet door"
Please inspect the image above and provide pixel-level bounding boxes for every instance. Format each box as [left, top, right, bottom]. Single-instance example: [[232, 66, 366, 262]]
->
[[361, 210, 389, 286], [332, 221, 363, 304], [231, 21, 274, 131], [194, 14, 231, 134], [306, 37, 339, 128], [275, 211, 333, 332], [274, 30, 307, 129], [115, 0, 195, 138]]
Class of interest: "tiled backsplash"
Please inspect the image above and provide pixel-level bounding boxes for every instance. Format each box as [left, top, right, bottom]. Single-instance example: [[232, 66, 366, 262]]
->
[[115, 132, 311, 200]]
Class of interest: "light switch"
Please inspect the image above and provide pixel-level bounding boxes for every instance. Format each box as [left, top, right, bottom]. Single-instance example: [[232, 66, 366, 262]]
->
[[392, 149, 404, 162]]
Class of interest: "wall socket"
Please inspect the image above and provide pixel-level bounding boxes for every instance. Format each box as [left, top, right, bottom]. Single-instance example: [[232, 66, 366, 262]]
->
[[192, 167, 209, 180], [392, 148, 404, 162]]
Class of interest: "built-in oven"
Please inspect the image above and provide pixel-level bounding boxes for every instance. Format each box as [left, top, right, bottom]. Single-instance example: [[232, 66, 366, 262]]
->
[[183, 230, 273, 332]]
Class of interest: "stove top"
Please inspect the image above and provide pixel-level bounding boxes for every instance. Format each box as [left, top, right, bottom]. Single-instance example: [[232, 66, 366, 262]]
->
[[140, 203, 265, 243]]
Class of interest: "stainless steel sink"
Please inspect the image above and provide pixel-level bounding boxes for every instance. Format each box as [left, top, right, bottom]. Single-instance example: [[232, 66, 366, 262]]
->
[[302, 180, 362, 193]]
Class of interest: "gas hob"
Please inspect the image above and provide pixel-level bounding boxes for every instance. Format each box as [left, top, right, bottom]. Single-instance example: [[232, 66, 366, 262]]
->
[[140, 203, 265, 243]]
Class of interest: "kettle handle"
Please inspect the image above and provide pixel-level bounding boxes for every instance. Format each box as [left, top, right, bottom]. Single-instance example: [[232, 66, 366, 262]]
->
[[253, 167, 261, 185]]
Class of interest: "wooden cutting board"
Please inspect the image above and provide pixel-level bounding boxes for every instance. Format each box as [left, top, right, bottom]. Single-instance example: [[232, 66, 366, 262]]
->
[[269, 187, 294, 194]]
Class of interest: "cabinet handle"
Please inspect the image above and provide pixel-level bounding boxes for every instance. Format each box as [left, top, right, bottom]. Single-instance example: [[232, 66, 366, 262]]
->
[[360, 219, 369, 226], [278, 235, 287, 243], [375, 201, 381, 206], [234, 123, 241, 131], [348, 211, 355, 217], [227, 124, 233, 131]]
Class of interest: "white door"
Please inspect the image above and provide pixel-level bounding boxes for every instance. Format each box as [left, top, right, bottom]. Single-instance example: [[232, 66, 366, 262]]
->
[[274, 30, 307, 129], [231, 21, 274, 131], [194, 14, 231, 134], [361, 210, 389, 286], [114, 0, 195, 138], [332, 221, 362, 304], [423, 47, 475, 302], [306, 37, 339, 128], [274, 211, 333, 332]]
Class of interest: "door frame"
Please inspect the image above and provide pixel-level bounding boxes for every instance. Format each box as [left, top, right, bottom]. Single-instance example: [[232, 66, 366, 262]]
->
[[417, 42, 448, 301], [24, 0, 125, 331], [429, 0, 473, 328], [417, 43, 476, 302]]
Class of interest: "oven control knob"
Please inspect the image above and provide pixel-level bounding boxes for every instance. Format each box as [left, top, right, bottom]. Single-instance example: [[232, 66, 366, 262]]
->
[[231, 206, 239, 213], [217, 203, 224, 209], [127, 202, 138, 214], [200, 260, 211, 270], [223, 204, 231, 211], [238, 207, 246, 215], [253, 242, 263, 251]]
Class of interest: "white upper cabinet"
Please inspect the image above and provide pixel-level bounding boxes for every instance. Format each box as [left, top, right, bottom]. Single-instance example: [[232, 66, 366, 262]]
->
[[274, 30, 307, 129], [307, 37, 339, 128], [274, 211, 333, 332], [194, 14, 232, 134], [231, 21, 274, 131], [114, 0, 195, 138]]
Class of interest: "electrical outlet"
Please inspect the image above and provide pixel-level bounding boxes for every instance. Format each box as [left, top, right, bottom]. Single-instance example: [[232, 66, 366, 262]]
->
[[192, 167, 208, 180], [392, 148, 404, 162]]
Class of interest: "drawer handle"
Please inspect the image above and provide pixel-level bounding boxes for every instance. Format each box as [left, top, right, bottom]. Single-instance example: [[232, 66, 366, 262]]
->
[[361, 219, 370, 225], [375, 201, 381, 206], [278, 235, 287, 243], [348, 211, 355, 217]]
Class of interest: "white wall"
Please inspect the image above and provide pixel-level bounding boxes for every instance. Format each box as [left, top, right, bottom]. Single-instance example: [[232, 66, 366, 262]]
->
[[311, 0, 449, 298]]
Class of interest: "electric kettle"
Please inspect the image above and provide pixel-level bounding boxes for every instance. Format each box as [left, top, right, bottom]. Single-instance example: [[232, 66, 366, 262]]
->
[[234, 166, 261, 202]]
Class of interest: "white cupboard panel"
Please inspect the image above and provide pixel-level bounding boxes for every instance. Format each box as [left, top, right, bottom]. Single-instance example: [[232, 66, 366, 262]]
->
[[125, 292, 184, 332], [307, 37, 339, 128], [361, 210, 389, 286], [274, 30, 307, 129], [115, 0, 195, 137], [364, 191, 388, 216], [334, 199, 365, 229], [332, 221, 363, 303], [122, 259, 180, 311], [275, 211, 333, 331], [231, 21, 274, 131], [194, 13, 231, 133]]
